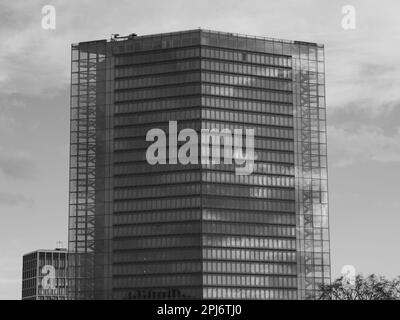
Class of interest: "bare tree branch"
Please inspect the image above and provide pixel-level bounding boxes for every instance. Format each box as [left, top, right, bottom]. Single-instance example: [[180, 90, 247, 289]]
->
[[317, 274, 400, 300]]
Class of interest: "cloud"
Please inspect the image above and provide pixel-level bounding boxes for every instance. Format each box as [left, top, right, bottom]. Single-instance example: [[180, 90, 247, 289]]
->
[[328, 100, 400, 138], [324, 2, 400, 117], [327, 58, 400, 115], [0, 113, 17, 136], [0, 94, 27, 136], [0, 147, 36, 180], [0, 192, 34, 207], [358, 63, 392, 76], [328, 125, 400, 167], [0, 1, 73, 96], [0, 95, 26, 111]]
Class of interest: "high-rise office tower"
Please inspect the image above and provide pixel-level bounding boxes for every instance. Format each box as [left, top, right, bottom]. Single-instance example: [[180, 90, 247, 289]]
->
[[22, 248, 69, 300], [68, 29, 330, 300]]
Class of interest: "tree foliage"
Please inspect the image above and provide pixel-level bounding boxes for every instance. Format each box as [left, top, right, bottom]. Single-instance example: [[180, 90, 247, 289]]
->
[[318, 274, 400, 300]]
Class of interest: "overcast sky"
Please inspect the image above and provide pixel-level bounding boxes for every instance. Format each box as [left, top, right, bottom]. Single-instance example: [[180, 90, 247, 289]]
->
[[1, 0, 400, 299]]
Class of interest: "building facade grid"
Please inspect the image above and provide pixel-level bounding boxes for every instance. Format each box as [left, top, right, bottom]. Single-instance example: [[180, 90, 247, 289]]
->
[[68, 29, 331, 300]]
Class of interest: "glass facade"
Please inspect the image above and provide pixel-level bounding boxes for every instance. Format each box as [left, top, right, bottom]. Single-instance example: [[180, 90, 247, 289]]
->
[[69, 40, 114, 300], [22, 249, 69, 300], [292, 43, 330, 299], [68, 29, 330, 300]]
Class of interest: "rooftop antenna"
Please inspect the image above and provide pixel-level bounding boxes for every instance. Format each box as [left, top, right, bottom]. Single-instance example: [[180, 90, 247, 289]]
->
[[111, 33, 120, 41]]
